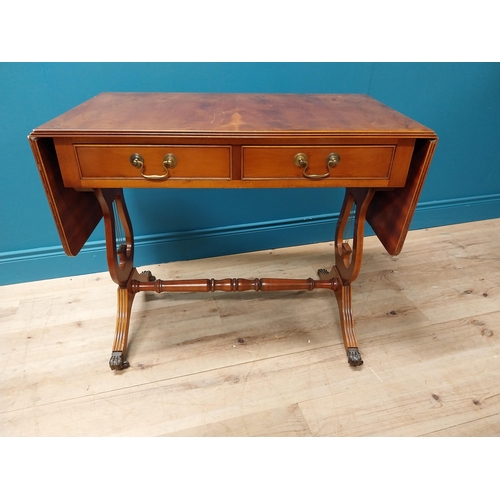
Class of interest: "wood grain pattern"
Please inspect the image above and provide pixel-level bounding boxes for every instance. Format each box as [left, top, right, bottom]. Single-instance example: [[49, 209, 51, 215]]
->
[[1, 219, 498, 436], [367, 138, 438, 255], [75, 145, 232, 180], [30, 93, 436, 137], [242, 145, 395, 181], [28, 137, 102, 256]]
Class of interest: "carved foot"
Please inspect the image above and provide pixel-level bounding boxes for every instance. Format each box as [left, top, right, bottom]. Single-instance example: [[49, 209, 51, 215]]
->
[[139, 270, 156, 282], [347, 347, 363, 367], [318, 267, 338, 280], [109, 351, 130, 370]]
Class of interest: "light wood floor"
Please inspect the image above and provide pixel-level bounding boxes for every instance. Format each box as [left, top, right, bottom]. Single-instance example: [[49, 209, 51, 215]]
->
[[1, 219, 499, 436]]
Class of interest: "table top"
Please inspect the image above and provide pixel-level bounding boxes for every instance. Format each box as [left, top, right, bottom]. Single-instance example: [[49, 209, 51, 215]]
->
[[32, 93, 436, 139]]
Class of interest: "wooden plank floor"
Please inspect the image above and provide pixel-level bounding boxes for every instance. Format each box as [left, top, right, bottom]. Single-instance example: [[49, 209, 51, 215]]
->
[[1, 219, 499, 436]]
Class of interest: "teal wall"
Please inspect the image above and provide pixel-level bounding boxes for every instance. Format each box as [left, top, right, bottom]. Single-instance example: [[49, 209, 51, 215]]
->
[[1, 63, 499, 285]]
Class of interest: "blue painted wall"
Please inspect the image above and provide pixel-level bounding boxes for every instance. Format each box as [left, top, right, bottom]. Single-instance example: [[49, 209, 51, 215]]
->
[[1, 63, 499, 285]]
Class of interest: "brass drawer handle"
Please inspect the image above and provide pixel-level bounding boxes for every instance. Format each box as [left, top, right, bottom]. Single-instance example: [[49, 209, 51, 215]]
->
[[129, 153, 177, 180], [294, 152, 340, 179]]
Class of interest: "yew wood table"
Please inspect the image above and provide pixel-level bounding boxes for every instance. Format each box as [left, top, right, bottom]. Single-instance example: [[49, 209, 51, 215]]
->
[[29, 93, 437, 370]]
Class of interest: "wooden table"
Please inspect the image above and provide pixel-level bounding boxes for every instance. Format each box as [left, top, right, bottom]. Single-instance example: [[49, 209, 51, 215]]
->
[[29, 93, 438, 370]]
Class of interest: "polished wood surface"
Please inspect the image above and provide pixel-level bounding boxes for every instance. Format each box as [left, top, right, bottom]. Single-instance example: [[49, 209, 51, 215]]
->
[[367, 138, 438, 255], [129, 276, 339, 293], [28, 93, 438, 369], [242, 145, 395, 181], [29, 137, 102, 256], [2, 220, 498, 436], [31, 93, 436, 137], [76, 144, 232, 181]]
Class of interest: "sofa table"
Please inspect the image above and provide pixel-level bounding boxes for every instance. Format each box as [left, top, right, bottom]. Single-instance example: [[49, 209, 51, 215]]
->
[[29, 93, 438, 370]]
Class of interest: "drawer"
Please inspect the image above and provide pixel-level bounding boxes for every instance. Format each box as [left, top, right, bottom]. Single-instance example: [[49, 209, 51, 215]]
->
[[74, 145, 231, 181], [242, 146, 396, 181]]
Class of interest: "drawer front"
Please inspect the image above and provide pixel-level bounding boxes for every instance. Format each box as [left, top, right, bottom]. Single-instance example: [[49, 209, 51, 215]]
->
[[242, 146, 395, 181], [75, 145, 231, 181]]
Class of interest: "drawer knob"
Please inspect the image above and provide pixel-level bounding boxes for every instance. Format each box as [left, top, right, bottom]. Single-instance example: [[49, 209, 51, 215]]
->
[[293, 152, 309, 169], [162, 153, 178, 170], [129, 153, 177, 180], [327, 152, 341, 168], [294, 152, 340, 180], [129, 153, 144, 169]]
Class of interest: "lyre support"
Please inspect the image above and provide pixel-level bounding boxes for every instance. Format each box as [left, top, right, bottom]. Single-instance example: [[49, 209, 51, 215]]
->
[[95, 189, 142, 370], [95, 187, 375, 370], [94, 188, 135, 287], [318, 188, 376, 367]]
